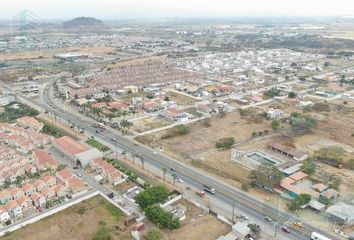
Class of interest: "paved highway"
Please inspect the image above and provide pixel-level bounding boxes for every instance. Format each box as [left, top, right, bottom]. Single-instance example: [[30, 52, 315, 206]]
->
[[1, 82, 339, 240]]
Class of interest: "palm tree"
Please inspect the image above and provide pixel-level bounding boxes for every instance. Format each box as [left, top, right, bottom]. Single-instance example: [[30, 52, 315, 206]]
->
[[120, 119, 133, 133], [162, 168, 167, 181], [92, 107, 102, 116], [140, 157, 145, 170], [172, 173, 177, 186]]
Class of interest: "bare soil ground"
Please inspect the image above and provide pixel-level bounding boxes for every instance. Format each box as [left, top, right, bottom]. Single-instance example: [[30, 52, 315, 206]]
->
[[164, 214, 230, 240], [107, 56, 165, 68], [0, 46, 117, 61], [143, 111, 275, 160], [2, 196, 128, 240], [132, 116, 171, 133], [165, 91, 197, 105]]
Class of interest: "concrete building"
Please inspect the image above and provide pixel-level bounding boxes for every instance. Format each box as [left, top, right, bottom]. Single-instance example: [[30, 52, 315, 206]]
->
[[53, 136, 102, 167]]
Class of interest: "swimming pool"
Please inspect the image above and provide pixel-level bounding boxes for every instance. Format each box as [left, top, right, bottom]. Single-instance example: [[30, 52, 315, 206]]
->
[[247, 151, 279, 165]]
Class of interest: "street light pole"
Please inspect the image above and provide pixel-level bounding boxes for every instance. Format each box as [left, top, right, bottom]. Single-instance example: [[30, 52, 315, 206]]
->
[[114, 140, 118, 160]]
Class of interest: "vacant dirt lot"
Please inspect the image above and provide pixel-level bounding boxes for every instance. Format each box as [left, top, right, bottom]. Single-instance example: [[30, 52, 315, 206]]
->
[[132, 116, 171, 133], [164, 214, 230, 240], [143, 110, 275, 161], [0, 46, 117, 61], [165, 91, 198, 105], [2, 196, 127, 240]]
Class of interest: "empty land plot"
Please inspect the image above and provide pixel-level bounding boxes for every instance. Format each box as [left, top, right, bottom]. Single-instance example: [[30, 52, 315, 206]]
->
[[147, 111, 274, 160], [2, 196, 127, 240], [165, 214, 230, 240], [165, 91, 198, 105], [132, 116, 171, 133]]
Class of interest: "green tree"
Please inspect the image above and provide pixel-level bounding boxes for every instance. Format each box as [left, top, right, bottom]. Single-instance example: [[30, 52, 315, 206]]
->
[[288, 92, 297, 98], [318, 196, 330, 205], [264, 87, 280, 97], [135, 186, 169, 209], [314, 146, 345, 166], [164, 96, 170, 101], [288, 194, 311, 211], [301, 161, 316, 174], [271, 120, 280, 130], [145, 205, 181, 230], [290, 115, 317, 135], [120, 119, 133, 131], [249, 164, 283, 189]]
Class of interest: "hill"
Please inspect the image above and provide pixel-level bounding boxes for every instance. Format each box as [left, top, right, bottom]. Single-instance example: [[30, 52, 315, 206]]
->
[[63, 17, 103, 28]]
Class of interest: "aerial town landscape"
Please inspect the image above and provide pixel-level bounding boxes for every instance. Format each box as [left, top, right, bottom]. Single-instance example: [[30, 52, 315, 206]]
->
[[0, 1, 353, 240]]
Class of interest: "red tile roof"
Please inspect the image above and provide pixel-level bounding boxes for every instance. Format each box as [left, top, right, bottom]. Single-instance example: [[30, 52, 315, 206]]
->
[[34, 149, 59, 169], [56, 168, 73, 181], [54, 136, 87, 155]]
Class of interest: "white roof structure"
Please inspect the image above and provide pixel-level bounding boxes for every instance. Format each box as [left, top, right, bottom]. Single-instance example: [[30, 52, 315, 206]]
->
[[75, 148, 103, 167], [326, 202, 354, 225]]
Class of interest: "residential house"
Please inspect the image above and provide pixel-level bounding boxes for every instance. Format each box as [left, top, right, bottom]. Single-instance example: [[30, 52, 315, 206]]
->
[[5, 200, 22, 218], [41, 187, 56, 201], [33, 149, 59, 171], [160, 107, 189, 122], [297, 101, 313, 109], [16, 116, 44, 132], [33, 179, 47, 193], [0, 189, 12, 205], [278, 171, 309, 197], [54, 184, 68, 198], [10, 187, 25, 201], [17, 195, 33, 211], [30, 192, 46, 208], [197, 103, 216, 116], [43, 175, 56, 187], [266, 108, 285, 119], [90, 158, 124, 185], [68, 177, 87, 195], [0, 205, 10, 223], [22, 183, 36, 196], [56, 168, 74, 186]]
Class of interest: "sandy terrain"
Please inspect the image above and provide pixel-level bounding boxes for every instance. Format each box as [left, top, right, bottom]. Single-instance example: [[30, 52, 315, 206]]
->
[[164, 214, 230, 240]]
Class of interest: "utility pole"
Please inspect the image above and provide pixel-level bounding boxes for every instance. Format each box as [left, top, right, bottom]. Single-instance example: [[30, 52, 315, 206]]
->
[[232, 201, 235, 222], [114, 140, 118, 160], [274, 221, 280, 238]]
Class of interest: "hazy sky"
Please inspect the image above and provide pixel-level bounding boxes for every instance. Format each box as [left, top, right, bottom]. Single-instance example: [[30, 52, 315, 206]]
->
[[1, 0, 354, 20]]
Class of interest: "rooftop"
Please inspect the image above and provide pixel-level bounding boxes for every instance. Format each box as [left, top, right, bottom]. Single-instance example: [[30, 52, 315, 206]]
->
[[55, 136, 88, 156]]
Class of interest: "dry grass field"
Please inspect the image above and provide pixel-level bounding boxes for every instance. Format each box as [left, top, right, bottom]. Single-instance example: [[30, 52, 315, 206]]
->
[[2, 196, 128, 240]]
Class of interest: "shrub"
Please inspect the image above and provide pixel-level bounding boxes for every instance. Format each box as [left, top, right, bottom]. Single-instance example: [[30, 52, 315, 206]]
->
[[242, 183, 249, 192], [215, 137, 235, 149], [271, 120, 280, 130]]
